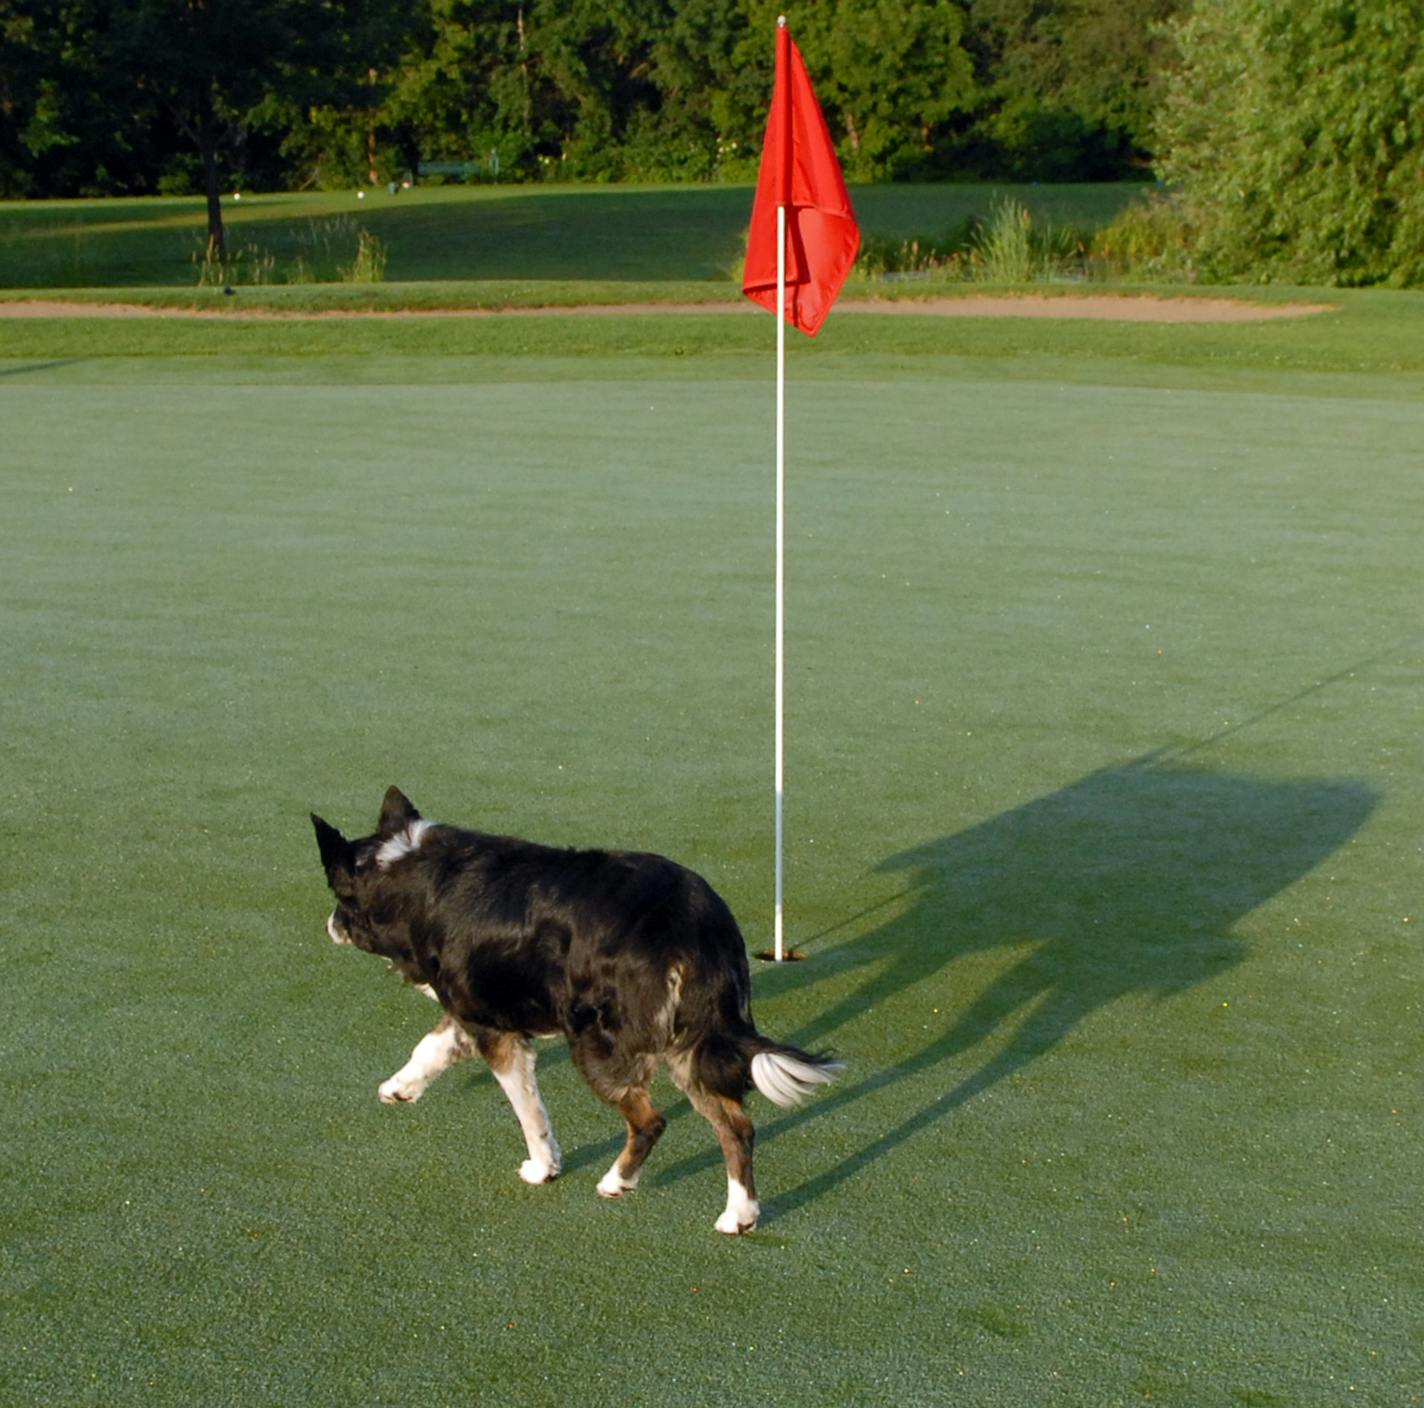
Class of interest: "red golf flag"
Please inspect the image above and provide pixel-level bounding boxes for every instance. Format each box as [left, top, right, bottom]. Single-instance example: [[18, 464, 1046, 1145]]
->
[[742, 23, 860, 337]]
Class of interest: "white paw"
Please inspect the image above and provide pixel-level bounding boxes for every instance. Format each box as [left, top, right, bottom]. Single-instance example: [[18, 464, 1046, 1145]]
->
[[714, 1205, 759, 1235], [715, 1179, 759, 1234], [519, 1158, 558, 1185], [597, 1167, 638, 1199], [378, 1076, 424, 1104]]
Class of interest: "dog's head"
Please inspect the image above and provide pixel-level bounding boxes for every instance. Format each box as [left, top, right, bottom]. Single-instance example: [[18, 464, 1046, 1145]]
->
[[311, 786, 431, 965]]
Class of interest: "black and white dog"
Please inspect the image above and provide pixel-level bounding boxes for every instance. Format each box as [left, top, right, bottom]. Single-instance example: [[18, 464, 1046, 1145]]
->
[[311, 787, 840, 1234]]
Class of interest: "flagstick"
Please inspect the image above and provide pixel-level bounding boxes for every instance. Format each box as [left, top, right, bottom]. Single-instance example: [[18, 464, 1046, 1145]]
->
[[774, 200, 786, 963], [748, 13, 853, 962]]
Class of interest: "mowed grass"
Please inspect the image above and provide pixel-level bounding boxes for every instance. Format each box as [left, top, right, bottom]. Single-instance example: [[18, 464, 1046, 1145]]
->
[[0, 181, 1139, 288], [5, 286, 1424, 397], [4, 300, 1422, 1407]]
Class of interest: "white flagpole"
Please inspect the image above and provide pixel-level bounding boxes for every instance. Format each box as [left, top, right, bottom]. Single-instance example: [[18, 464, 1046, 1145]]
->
[[774, 200, 786, 962]]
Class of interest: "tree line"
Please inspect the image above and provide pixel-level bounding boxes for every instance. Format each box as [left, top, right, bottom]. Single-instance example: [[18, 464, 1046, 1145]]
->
[[1, 0, 1178, 203], [3, 1, 1420, 286]]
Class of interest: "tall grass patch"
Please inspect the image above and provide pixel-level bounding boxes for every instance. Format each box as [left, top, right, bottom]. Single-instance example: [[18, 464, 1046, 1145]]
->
[[1087, 191, 1199, 282], [854, 195, 1093, 284], [187, 216, 388, 287]]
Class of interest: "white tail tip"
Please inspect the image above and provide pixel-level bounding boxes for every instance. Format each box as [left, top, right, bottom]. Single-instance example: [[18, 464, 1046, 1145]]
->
[[751, 1051, 842, 1109]]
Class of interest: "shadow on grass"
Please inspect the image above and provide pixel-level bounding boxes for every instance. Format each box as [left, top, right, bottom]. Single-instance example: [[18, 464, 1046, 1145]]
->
[[653, 750, 1379, 1221], [0, 359, 88, 378]]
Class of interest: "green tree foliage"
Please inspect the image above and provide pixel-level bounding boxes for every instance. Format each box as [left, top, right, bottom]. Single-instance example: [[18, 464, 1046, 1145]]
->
[[279, 0, 415, 189], [0, 0, 169, 197], [1156, 0, 1424, 286], [0, 0, 407, 230], [370, 0, 728, 184], [964, 0, 1183, 179], [531, 0, 666, 177], [113, 0, 409, 254], [1, 0, 57, 196], [633, 0, 759, 178], [789, 0, 977, 180], [332, 0, 977, 185], [6, 0, 1306, 203], [374, 1, 539, 181]]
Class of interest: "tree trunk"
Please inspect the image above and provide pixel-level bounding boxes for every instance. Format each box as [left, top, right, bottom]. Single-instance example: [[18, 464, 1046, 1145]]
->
[[198, 89, 225, 263], [517, 7, 532, 130], [367, 68, 380, 186]]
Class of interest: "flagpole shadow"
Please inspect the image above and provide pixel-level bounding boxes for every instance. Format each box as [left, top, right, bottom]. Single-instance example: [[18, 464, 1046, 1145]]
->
[[652, 753, 1379, 1219]]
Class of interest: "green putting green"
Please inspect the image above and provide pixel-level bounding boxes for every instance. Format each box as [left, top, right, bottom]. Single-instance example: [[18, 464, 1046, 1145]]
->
[[2, 314, 1420, 1404]]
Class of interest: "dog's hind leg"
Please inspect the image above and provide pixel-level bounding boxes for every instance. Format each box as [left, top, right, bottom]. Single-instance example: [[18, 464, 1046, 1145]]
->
[[670, 1055, 758, 1234], [693, 1089, 759, 1234], [379, 1011, 477, 1105], [594, 1085, 668, 1200], [477, 1031, 562, 1184], [565, 1038, 665, 1200]]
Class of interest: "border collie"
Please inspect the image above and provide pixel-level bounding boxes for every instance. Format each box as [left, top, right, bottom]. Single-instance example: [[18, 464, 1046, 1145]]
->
[[311, 787, 840, 1234]]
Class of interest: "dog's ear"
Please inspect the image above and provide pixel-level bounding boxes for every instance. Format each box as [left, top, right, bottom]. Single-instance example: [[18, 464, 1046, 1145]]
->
[[378, 786, 421, 839], [312, 814, 355, 884]]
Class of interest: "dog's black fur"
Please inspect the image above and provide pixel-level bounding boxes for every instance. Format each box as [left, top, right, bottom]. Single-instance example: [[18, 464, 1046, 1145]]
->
[[311, 786, 839, 1233]]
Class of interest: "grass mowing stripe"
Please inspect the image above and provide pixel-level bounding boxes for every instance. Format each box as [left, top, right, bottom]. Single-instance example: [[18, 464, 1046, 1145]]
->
[[3, 362, 1420, 1405], [7, 354, 1424, 410], [3, 289, 1424, 389]]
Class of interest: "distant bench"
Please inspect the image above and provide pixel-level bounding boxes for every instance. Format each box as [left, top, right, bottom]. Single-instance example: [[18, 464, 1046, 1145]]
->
[[416, 157, 501, 183]]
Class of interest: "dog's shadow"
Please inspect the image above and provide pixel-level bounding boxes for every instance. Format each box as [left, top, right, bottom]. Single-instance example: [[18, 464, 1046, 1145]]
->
[[649, 750, 1379, 1220]]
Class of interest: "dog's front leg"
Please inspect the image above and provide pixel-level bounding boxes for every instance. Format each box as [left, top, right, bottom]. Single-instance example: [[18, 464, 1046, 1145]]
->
[[477, 1030, 562, 1184], [378, 1011, 476, 1104]]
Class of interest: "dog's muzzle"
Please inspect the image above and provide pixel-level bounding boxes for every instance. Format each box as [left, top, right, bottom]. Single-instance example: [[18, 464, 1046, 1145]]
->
[[326, 909, 352, 945]]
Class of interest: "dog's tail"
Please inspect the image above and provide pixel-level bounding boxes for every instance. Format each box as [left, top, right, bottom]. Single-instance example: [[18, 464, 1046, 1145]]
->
[[747, 1041, 844, 1109]]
